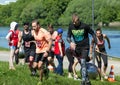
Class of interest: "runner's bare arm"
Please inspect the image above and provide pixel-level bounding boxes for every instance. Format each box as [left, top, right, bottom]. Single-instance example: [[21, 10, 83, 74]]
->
[[103, 34, 111, 49], [30, 30, 36, 44], [90, 38, 99, 59], [17, 31, 23, 49], [90, 39, 94, 58], [52, 31, 58, 40], [43, 32, 52, 57], [47, 36, 52, 52], [14, 31, 22, 53], [6, 32, 12, 41]]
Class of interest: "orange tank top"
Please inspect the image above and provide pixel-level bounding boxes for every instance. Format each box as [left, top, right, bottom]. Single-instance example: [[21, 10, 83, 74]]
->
[[33, 28, 51, 53]]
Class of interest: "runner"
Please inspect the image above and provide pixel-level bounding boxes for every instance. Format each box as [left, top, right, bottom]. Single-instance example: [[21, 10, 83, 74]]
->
[[54, 28, 65, 76], [6, 21, 19, 70], [32, 20, 52, 82], [66, 47, 79, 80], [14, 29, 20, 65], [66, 13, 98, 85], [47, 24, 58, 71], [90, 27, 111, 80], [16, 22, 36, 76]]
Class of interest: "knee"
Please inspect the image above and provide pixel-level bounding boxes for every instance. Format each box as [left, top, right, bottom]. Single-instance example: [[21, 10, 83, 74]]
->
[[38, 66, 41, 70], [38, 63, 43, 70], [29, 56, 34, 62], [33, 62, 37, 68]]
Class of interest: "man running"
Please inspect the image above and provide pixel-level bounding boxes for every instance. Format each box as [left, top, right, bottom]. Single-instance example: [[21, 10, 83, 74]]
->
[[32, 20, 52, 82], [66, 13, 98, 85], [16, 22, 36, 75], [47, 24, 58, 71]]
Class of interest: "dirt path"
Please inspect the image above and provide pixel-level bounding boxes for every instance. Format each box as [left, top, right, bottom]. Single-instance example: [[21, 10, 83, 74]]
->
[[0, 51, 120, 76]]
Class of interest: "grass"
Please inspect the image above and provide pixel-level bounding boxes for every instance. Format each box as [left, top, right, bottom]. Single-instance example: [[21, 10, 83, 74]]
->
[[108, 57, 120, 61], [0, 47, 9, 51], [0, 62, 120, 85]]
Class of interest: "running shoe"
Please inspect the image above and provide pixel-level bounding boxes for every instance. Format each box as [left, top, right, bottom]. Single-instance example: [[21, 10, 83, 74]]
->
[[86, 81, 91, 85], [81, 81, 85, 85]]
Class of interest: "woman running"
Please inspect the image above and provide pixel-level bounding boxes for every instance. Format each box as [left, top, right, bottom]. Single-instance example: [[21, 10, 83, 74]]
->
[[90, 27, 111, 80]]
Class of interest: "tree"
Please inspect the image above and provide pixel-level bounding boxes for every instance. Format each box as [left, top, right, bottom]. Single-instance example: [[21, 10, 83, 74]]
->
[[58, 0, 120, 26], [0, 0, 120, 26]]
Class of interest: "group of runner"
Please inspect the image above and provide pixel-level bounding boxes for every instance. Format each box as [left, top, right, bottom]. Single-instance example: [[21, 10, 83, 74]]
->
[[6, 20, 65, 82], [6, 13, 111, 85]]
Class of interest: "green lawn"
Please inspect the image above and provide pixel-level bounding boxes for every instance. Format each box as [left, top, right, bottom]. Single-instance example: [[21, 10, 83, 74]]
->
[[0, 47, 9, 51], [0, 61, 120, 85]]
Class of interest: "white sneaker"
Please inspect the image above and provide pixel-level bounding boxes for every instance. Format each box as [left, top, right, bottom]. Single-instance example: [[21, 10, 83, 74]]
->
[[104, 75, 108, 79], [74, 77, 81, 80], [101, 77, 103, 81], [68, 73, 73, 78], [73, 75, 80, 80]]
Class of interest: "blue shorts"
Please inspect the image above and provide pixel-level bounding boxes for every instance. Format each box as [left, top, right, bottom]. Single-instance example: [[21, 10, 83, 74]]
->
[[10, 46, 16, 50]]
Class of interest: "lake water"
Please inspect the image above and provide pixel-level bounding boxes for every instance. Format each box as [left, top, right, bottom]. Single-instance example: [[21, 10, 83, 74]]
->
[[0, 27, 120, 58]]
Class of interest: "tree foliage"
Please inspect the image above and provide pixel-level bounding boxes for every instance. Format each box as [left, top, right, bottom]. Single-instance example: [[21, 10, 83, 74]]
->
[[0, 0, 120, 26], [58, 0, 120, 26]]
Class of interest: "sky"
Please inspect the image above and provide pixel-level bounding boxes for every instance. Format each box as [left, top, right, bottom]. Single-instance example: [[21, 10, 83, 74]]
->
[[0, 0, 16, 5]]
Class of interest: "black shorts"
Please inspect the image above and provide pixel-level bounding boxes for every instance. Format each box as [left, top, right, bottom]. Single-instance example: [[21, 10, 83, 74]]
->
[[34, 53, 47, 63], [24, 49, 36, 62], [48, 51, 54, 59], [75, 47, 89, 59]]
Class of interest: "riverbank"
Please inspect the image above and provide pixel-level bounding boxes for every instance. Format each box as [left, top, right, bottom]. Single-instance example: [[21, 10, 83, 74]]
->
[[0, 47, 9, 51], [0, 51, 120, 75]]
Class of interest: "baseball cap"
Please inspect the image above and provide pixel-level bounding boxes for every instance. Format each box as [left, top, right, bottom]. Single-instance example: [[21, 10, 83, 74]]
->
[[57, 28, 63, 34]]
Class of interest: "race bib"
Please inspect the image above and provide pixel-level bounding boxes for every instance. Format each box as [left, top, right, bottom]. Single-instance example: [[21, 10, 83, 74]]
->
[[36, 41, 41, 48], [25, 41, 30, 47]]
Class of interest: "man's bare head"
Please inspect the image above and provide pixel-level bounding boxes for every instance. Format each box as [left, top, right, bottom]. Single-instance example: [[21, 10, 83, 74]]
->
[[72, 13, 80, 26]]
